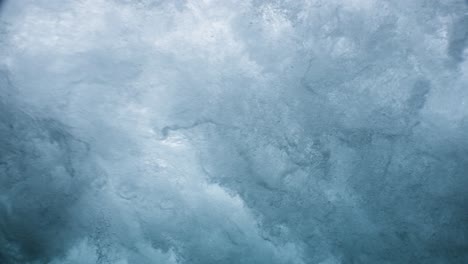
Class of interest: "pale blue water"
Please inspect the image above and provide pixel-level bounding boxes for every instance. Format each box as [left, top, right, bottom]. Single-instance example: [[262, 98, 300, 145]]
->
[[0, 1, 467, 263]]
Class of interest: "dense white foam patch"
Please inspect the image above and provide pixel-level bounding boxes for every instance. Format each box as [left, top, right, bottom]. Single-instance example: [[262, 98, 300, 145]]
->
[[0, 0, 467, 263]]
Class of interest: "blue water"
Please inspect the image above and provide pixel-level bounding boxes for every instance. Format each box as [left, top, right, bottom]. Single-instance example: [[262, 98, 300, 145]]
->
[[0, 1, 467, 263]]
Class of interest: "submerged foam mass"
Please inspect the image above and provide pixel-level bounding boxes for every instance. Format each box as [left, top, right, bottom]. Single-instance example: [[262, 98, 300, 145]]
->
[[0, 0, 467, 263]]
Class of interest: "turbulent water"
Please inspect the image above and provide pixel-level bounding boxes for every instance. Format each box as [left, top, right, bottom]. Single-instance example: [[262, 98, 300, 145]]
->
[[0, 0, 467, 263]]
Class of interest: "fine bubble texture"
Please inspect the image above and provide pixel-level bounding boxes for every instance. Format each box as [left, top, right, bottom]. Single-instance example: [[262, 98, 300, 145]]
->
[[0, 0, 467, 263]]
